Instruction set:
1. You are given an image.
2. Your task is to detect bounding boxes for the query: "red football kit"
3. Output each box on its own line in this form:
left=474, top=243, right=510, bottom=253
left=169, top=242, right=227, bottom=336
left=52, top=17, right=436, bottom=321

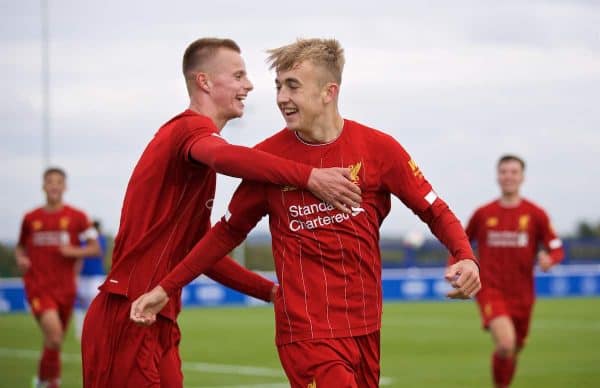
left=82, top=110, right=319, bottom=388
left=18, top=205, right=94, bottom=325
left=159, top=119, right=476, bottom=387
left=453, top=199, right=564, bottom=345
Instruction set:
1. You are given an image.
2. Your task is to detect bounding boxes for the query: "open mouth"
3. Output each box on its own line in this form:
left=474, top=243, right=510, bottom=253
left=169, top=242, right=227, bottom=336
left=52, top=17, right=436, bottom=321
left=282, top=106, right=298, bottom=117
left=236, top=95, right=246, bottom=106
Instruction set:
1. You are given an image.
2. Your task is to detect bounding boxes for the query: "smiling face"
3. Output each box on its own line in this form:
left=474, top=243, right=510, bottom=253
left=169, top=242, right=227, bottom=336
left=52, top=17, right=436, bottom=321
left=497, top=159, right=524, bottom=196
left=43, top=171, right=66, bottom=205
left=275, top=61, right=328, bottom=133
left=207, top=48, right=254, bottom=121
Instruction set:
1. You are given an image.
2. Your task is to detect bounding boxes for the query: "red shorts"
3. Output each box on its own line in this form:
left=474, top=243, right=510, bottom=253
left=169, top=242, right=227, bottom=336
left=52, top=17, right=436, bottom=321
left=26, top=289, right=74, bottom=330
left=476, top=290, right=532, bottom=348
left=277, top=331, right=380, bottom=388
left=81, top=292, right=182, bottom=388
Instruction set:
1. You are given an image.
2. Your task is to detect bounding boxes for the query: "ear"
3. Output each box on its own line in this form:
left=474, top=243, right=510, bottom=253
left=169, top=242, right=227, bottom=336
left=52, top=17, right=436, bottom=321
left=322, top=82, right=339, bottom=104
left=195, top=72, right=211, bottom=93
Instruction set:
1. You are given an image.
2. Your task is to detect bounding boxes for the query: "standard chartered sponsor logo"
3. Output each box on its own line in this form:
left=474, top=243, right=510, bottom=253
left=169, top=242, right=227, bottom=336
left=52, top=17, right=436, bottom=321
left=288, top=202, right=362, bottom=231
left=487, top=230, right=528, bottom=247
left=32, top=231, right=63, bottom=246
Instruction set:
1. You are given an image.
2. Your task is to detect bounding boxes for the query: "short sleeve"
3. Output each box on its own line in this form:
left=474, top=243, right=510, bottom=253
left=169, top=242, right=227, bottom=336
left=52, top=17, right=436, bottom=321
left=17, top=216, right=29, bottom=247
left=77, top=211, right=98, bottom=241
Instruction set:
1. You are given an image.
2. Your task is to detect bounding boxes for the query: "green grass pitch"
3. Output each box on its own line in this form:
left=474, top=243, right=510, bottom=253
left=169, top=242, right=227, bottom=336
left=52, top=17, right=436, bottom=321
left=1, top=298, right=599, bottom=387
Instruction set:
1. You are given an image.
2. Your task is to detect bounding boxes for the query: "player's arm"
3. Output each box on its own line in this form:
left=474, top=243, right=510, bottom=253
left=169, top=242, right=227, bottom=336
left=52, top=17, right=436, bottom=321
left=537, top=210, right=565, bottom=272
left=205, top=256, right=276, bottom=303
left=59, top=218, right=101, bottom=260
left=15, top=217, right=31, bottom=273
left=198, top=217, right=276, bottom=302
left=447, top=210, right=479, bottom=266
left=15, top=245, right=31, bottom=274
left=130, top=180, right=269, bottom=325
left=189, top=134, right=361, bottom=213
left=380, top=139, right=480, bottom=299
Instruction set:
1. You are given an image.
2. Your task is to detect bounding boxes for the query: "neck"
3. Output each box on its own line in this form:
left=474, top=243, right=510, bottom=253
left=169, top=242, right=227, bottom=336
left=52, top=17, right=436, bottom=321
left=499, top=192, right=521, bottom=207
left=45, top=200, right=63, bottom=211
left=296, top=111, right=344, bottom=144
left=188, top=98, right=226, bottom=132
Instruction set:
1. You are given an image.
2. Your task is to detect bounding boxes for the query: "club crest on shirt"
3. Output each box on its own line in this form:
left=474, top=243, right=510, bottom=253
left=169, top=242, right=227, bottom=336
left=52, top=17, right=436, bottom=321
left=518, top=214, right=530, bottom=231
left=59, top=217, right=70, bottom=229
left=348, top=161, right=362, bottom=185
left=307, top=379, right=316, bottom=388
left=32, top=220, right=43, bottom=231
left=484, top=303, right=492, bottom=317
left=408, top=159, right=424, bottom=179
left=31, top=298, right=41, bottom=312
left=486, top=217, right=498, bottom=227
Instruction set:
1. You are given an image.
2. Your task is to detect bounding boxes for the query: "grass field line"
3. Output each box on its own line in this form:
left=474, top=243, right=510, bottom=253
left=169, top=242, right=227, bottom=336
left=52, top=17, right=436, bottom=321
left=382, top=316, right=600, bottom=331
left=0, top=347, right=283, bottom=377
left=198, top=378, right=394, bottom=388
left=0, top=347, right=393, bottom=385
left=198, top=384, right=289, bottom=388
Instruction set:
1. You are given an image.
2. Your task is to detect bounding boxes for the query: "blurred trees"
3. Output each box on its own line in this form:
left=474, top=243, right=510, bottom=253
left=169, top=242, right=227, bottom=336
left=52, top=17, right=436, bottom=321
left=0, top=242, right=18, bottom=277
left=576, top=220, right=600, bottom=238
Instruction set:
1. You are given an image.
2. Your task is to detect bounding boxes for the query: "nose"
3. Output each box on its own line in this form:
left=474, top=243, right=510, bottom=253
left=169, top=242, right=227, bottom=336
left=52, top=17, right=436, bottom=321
left=245, top=78, right=254, bottom=92
left=277, top=87, right=289, bottom=104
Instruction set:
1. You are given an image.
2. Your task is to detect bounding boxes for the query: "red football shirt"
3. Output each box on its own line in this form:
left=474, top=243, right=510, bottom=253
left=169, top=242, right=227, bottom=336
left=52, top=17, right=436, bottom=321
left=459, top=199, right=564, bottom=308
left=18, top=205, right=93, bottom=298
left=161, top=119, right=475, bottom=344
left=100, top=110, right=310, bottom=320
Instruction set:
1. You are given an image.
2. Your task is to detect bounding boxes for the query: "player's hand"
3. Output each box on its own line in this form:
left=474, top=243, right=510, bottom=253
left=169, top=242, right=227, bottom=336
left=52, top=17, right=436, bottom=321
left=16, top=255, right=31, bottom=273
left=445, top=259, right=481, bottom=299
left=270, top=284, right=279, bottom=303
left=59, top=244, right=80, bottom=258
left=130, top=286, right=169, bottom=326
left=307, top=168, right=362, bottom=214
left=537, top=251, right=554, bottom=272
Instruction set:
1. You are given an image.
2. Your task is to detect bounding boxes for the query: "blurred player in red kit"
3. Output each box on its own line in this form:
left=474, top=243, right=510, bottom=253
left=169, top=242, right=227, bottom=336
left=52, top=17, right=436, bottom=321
left=80, top=37, right=361, bottom=387
left=449, top=154, right=564, bottom=387
left=132, top=38, right=481, bottom=388
left=16, top=167, right=100, bottom=388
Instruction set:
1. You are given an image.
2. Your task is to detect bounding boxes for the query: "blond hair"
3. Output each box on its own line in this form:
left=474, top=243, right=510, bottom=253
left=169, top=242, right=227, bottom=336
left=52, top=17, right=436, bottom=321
left=266, top=38, right=345, bottom=85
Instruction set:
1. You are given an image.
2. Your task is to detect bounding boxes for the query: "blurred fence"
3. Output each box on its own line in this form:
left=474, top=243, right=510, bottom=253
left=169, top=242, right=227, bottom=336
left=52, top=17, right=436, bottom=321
left=1, top=264, right=599, bottom=313
left=1, top=237, right=599, bottom=313
left=380, top=237, right=600, bottom=268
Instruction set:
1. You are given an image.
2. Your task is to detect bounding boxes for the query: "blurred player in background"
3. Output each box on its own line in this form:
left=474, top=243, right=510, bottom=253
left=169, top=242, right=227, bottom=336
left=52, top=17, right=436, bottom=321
left=449, top=154, right=564, bottom=388
left=74, top=220, right=106, bottom=341
left=15, top=167, right=100, bottom=388
left=131, top=38, right=481, bottom=388
left=81, top=37, right=361, bottom=387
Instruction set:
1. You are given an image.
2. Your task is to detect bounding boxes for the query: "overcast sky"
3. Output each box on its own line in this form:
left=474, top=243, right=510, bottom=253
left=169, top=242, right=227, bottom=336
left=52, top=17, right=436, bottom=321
left=1, top=0, right=599, bottom=242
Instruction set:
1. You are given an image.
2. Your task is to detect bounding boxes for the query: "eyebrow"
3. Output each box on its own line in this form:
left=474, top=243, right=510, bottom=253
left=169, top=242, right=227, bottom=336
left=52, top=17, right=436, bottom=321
left=275, top=77, right=301, bottom=85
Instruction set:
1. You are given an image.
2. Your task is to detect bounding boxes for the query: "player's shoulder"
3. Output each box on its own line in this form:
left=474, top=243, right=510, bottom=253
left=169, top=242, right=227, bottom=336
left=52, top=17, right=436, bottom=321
left=521, top=198, right=549, bottom=217
left=23, top=206, right=44, bottom=220
left=344, top=118, right=411, bottom=161
left=62, top=204, right=89, bottom=220
left=345, top=119, right=396, bottom=142
left=474, top=200, right=500, bottom=215
left=254, top=128, right=294, bottom=152
left=161, top=110, right=218, bottom=134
